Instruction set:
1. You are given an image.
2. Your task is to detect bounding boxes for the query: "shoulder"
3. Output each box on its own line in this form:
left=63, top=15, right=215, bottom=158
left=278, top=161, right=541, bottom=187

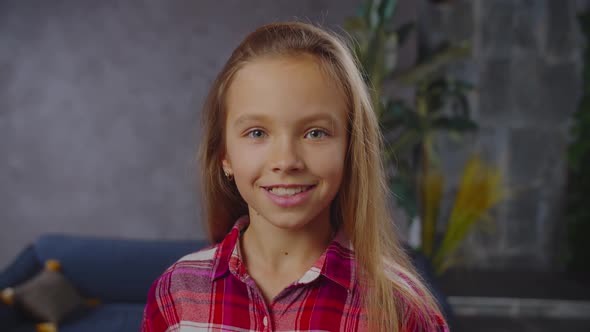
left=142, top=244, right=220, bottom=331
left=174, top=243, right=219, bottom=267
left=156, top=243, right=220, bottom=291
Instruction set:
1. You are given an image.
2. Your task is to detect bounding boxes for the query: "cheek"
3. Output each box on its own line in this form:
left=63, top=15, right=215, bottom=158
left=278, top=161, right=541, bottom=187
left=226, top=141, right=265, bottom=179
left=306, top=146, right=347, bottom=181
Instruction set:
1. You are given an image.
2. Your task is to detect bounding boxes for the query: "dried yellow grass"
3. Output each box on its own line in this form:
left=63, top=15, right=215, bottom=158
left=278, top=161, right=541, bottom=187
left=433, top=155, right=506, bottom=274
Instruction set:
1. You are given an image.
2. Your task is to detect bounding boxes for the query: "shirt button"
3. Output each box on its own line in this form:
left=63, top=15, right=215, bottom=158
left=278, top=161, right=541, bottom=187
left=263, top=316, right=268, bottom=327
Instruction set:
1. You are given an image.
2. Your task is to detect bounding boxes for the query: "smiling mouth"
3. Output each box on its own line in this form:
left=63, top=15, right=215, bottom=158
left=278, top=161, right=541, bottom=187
left=262, top=185, right=316, bottom=196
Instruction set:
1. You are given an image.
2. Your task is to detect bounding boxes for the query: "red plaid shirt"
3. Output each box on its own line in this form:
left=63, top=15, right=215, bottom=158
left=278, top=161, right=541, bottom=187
left=142, top=217, right=448, bottom=331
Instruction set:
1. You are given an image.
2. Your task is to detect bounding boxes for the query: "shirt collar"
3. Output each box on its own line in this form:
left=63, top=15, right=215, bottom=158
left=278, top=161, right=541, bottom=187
left=211, top=216, right=356, bottom=291
left=319, top=229, right=356, bottom=291
left=211, top=216, right=248, bottom=281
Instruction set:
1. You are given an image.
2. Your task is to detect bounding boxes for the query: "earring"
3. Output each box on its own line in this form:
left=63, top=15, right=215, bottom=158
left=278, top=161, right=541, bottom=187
left=224, top=170, right=234, bottom=181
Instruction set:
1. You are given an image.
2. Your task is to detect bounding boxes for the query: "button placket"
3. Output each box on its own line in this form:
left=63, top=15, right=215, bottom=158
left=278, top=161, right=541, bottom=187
left=254, top=290, right=272, bottom=331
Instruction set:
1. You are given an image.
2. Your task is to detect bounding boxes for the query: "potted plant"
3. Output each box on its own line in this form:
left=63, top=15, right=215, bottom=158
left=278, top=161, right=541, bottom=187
left=345, top=0, right=506, bottom=274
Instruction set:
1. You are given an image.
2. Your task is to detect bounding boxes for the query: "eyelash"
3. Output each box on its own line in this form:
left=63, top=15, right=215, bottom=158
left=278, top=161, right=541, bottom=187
left=304, top=129, right=329, bottom=139
left=245, top=128, right=330, bottom=139
left=246, top=129, right=267, bottom=139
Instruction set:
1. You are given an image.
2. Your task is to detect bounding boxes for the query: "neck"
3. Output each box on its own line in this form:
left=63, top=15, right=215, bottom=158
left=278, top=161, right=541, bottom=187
left=241, top=210, right=333, bottom=274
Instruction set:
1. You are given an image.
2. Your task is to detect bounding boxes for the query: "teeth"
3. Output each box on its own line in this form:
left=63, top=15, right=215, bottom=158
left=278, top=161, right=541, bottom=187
left=268, top=186, right=309, bottom=196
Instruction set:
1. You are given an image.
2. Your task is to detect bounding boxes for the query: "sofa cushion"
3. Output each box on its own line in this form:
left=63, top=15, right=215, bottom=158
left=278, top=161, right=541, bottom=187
left=1, top=259, right=86, bottom=327
left=33, top=234, right=207, bottom=302
left=1, top=245, right=45, bottom=330
left=7, top=269, right=83, bottom=323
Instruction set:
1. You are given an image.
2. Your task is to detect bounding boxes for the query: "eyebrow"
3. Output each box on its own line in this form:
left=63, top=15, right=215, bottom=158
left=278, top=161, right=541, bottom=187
left=233, top=112, right=340, bottom=127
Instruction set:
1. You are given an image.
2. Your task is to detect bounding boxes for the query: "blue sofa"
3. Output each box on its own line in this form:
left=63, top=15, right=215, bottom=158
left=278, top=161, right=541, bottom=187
left=0, top=234, right=206, bottom=332
left=0, top=234, right=451, bottom=331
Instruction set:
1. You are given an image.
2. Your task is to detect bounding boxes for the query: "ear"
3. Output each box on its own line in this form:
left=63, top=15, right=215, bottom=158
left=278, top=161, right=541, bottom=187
left=221, top=156, right=233, bottom=175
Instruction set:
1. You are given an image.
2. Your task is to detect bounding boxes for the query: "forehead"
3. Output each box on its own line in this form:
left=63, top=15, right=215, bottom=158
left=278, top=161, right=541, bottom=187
left=225, top=54, right=347, bottom=124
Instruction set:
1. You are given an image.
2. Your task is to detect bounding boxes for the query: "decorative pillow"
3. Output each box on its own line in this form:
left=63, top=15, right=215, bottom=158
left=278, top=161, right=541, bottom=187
left=1, top=259, right=88, bottom=331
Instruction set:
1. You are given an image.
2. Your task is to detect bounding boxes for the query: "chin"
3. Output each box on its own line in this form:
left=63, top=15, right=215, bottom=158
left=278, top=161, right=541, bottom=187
left=255, top=209, right=328, bottom=232
left=268, top=214, right=314, bottom=230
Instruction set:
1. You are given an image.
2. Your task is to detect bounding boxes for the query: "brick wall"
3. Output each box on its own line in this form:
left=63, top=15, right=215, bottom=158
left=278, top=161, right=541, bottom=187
left=419, top=0, right=581, bottom=269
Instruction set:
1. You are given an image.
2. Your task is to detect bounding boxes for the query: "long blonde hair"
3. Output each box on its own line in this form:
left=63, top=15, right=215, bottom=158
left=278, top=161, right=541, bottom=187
left=199, top=21, right=445, bottom=331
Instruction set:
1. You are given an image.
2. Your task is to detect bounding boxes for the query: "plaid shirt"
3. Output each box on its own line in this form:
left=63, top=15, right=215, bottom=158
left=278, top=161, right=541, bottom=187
left=142, top=217, right=448, bottom=331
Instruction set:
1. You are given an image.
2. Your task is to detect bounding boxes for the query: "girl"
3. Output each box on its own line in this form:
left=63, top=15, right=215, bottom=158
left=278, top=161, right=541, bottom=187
left=142, top=22, right=448, bottom=332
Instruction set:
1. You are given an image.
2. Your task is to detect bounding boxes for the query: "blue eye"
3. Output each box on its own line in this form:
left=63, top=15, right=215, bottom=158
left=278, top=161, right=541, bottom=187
left=247, top=129, right=267, bottom=139
left=305, top=129, right=328, bottom=139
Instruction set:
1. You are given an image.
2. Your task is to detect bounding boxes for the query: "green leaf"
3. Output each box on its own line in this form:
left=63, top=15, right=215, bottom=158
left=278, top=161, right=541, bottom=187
left=344, top=17, right=367, bottom=32
left=568, top=140, right=590, bottom=171
left=383, top=31, right=399, bottom=74
left=380, top=100, right=409, bottom=121
left=390, top=175, right=418, bottom=220
left=432, top=116, right=479, bottom=132
left=448, top=93, right=472, bottom=117
left=377, top=0, right=398, bottom=21
left=366, top=0, right=380, bottom=29
left=453, top=80, right=475, bottom=92
left=392, top=42, right=472, bottom=85
left=391, top=22, right=415, bottom=46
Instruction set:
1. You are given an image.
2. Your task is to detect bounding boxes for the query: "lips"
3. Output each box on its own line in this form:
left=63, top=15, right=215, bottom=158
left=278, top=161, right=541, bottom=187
left=261, top=184, right=316, bottom=207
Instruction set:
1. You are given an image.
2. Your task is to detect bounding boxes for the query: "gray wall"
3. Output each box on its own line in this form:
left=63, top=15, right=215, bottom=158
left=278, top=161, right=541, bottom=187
left=0, top=0, right=362, bottom=270
left=420, top=0, right=581, bottom=269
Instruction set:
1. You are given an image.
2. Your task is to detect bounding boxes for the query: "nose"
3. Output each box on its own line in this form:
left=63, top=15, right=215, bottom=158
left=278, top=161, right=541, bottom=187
left=270, top=136, right=304, bottom=173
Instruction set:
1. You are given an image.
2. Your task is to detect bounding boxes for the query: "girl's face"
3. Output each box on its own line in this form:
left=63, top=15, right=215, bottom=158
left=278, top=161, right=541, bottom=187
left=222, top=54, right=348, bottom=231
